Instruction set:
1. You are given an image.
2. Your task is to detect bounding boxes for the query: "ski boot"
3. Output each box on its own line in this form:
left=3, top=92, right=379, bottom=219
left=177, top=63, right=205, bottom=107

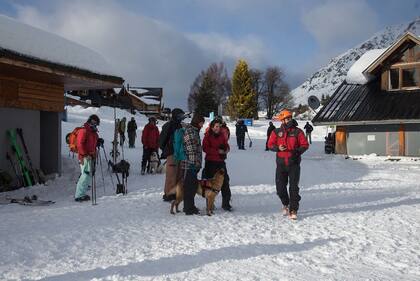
left=282, top=205, right=289, bottom=216
left=288, top=210, right=297, bottom=220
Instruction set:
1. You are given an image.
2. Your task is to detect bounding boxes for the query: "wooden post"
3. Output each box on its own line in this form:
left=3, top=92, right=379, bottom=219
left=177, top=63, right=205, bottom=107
left=335, top=126, right=347, bottom=154
left=399, top=124, right=405, bottom=156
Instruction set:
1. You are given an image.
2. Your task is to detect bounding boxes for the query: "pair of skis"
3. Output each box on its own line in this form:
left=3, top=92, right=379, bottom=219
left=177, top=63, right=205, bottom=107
left=6, top=128, right=45, bottom=187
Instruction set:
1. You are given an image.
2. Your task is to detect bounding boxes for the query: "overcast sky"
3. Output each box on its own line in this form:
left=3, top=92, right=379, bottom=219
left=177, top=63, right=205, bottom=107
left=0, top=0, right=419, bottom=108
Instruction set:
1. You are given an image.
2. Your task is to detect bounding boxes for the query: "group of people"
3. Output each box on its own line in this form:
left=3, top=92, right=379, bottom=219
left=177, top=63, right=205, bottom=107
left=160, top=109, right=232, bottom=215
left=73, top=108, right=310, bottom=220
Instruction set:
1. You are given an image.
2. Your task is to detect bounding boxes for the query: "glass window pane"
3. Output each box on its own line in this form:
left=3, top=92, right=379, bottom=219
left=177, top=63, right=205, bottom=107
left=415, top=45, right=420, bottom=62
left=389, top=68, right=399, bottom=89
left=402, top=68, right=420, bottom=88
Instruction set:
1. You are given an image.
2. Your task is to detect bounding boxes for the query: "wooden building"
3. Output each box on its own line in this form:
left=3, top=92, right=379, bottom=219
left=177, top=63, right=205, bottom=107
left=313, top=32, right=420, bottom=156
left=0, top=15, right=123, bottom=177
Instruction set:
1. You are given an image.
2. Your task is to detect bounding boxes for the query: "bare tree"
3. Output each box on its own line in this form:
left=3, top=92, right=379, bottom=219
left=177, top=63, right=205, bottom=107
left=188, top=62, right=231, bottom=115
left=262, top=66, right=292, bottom=119
left=249, top=68, right=264, bottom=119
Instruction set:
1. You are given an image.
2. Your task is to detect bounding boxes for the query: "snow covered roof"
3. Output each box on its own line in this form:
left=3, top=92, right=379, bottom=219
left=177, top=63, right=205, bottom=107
left=345, top=49, right=387, bottom=84
left=139, top=96, right=160, bottom=105
left=0, top=15, right=119, bottom=77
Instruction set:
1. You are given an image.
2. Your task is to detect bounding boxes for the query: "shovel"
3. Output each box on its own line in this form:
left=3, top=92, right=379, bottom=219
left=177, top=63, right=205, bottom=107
left=246, top=132, right=253, bottom=148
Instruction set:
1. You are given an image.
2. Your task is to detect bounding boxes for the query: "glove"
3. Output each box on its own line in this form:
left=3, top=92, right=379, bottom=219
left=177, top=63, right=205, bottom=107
left=97, top=138, right=104, bottom=147
left=290, top=150, right=301, bottom=164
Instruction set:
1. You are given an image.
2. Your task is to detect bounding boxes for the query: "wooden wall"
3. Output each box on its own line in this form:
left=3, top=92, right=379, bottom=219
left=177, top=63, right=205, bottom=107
left=0, top=76, right=64, bottom=112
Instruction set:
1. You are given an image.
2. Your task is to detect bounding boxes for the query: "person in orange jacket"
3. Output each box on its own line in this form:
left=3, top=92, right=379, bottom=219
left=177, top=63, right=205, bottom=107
left=267, top=110, right=309, bottom=220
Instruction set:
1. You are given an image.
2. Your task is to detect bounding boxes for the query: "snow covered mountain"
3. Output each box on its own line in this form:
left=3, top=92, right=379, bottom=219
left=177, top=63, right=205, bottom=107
left=292, top=17, right=420, bottom=106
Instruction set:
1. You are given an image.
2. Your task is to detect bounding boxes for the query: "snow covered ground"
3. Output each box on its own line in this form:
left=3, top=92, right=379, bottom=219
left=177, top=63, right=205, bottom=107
left=1, top=106, right=420, bottom=281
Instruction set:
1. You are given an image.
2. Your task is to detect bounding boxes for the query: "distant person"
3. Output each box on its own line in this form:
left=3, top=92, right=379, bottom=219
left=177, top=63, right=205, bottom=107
left=266, top=121, right=276, bottom=151
left=267, top=110, right=309, bottom=220
left=181, top=113, right=205, bottom=215
left=304, top=122, right=314, bottom=144
left=202, top=119, right=232, bottom=211
left=141, top=117, right=160, bottom=175
left=118, top=117, right=127, bottom=146
left=127, top=117, right=137, bottom=148
left=75, top=114, right=100, bottom=202
left=159, top=108, right=186, bottom=201
left=235, top=120, right=247, bottom=150
left=221, top=120, right=231, bottom=142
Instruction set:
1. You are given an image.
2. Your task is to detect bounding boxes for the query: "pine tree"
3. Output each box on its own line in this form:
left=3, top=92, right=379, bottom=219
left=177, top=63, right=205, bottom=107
left=194, top=72, right=218, bottom=117
left=228, top=59, right=257, bottom=119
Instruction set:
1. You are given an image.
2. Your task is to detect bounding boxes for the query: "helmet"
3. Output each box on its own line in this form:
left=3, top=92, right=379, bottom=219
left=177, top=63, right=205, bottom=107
left=276, top=110, right=292, bottom=121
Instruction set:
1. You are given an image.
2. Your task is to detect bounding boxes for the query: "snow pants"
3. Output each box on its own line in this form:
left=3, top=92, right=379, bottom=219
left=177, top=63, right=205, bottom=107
left=237, top=134, right=245, bottom=149
left=306, top=132, right=312, bottom=144
left=128, top=131, right=136, bottom=148
left=202, top=160, right=231, bottom=207
left=75, top=157, right=92, bottom=199
left=164, top=155, right=181, bottom=195
left=275, top=157, right=301, bottom=212
left=183, top=168, right=198, bottom=213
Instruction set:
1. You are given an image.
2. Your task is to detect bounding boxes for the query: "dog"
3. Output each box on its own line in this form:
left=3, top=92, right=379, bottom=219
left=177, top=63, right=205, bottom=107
left=148, top=151, right=160, bottom=174
left=170, top=169, right=225, bottom=216
left=156, top=160, right=166, bottom=174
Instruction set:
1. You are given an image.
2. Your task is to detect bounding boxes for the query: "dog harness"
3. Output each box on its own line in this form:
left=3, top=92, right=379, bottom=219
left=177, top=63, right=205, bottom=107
left=199, top=179, right=220, bottom=198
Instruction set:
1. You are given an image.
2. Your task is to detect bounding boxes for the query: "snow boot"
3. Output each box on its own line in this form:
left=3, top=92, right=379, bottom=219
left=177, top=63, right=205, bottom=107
left=75, top=195, right=91, bottom=202
left=289, top=210, right=297, bottom=220
left=185, top=206, right=200, bottom=215
left=282, top=205, right=289, bottom=216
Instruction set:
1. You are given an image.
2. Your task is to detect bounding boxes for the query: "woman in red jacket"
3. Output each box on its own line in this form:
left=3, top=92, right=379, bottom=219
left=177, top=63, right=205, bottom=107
left=75, top=114, right=100, bottom=201
left=202, top=119, right=232, bottom=211
left=141, top=117, right=160, bottom=175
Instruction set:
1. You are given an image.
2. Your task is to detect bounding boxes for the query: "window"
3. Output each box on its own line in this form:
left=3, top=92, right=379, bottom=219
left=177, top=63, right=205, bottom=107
left=415, top=45, right=420, bottom=62
left=389, top=68, right=399, bottom=89
left=402, top=68, right=420, bottom=88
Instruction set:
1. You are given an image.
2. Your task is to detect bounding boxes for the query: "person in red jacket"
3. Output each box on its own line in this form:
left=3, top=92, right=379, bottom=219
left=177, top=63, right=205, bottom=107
left=141, top=117, right=160, bottom=175
left=202, top=118, right=232, bottom=211
left=75, top=114, right=100, bottom=202
left=267, top=110, right=309, bottom=220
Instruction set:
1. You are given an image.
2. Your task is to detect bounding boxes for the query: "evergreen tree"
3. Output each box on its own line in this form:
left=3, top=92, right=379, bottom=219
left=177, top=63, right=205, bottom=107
left=194, top=72, right=218, bottom=116
left=228, top=59, right=257, bottom=119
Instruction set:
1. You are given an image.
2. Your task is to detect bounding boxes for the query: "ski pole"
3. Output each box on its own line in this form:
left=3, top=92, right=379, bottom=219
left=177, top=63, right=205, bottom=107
left=101, top=145, right=115, bottom=186
left=91, top=159, right=97, bottom=206
left=98, top=151, right=106, bottom=195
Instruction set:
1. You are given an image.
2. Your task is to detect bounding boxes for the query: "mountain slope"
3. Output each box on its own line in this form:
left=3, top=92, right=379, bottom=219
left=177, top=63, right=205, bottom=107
left=292, top=17, right=420, bottom=105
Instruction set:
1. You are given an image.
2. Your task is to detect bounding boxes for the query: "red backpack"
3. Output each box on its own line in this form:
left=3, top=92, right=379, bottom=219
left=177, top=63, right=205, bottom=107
left=66, top=127, right=84, bottom=153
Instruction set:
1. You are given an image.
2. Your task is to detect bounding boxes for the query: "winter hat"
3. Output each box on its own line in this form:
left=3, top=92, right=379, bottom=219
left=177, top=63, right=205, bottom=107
left=191, top=113, right=205, bottom=128
left=87, top=114, right=100, bottom=125
left=171, top=108, right=185, bottom=121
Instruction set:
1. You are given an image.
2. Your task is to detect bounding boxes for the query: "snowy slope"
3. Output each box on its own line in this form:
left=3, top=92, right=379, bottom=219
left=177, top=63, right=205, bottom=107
left=0, top=106, right=420, bottom=280
left=292, top=17, right=420, bottom=105
left=0, top=15, right=117, bottom=76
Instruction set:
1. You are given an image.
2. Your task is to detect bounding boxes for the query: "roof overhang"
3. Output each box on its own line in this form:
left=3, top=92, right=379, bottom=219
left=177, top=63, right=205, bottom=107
left=314, top=119, right=420, bottom=126
left=364, top=32, right=420, bottom=74
left=0, top=49, right=124, bottom=91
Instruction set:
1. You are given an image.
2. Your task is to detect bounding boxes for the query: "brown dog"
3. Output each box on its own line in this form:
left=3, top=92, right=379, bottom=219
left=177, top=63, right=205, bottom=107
left=170, top=169, right=225, bottom=216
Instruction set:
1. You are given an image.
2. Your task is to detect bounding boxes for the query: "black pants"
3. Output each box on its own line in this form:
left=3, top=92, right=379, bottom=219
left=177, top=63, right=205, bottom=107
left=237, top=135, right=245, bottom=149
left=128, top=131, right=136, bottom=148
left=265, top=138, right=270, bottom=150
left=183, top=169, right=198, bottom=213
left=202, top=160, right=231, bottom=207
left=275, top=157, right=301, bottom=212
left=141, top=147, right=155, bottom=172
left=306, top=132, right=312, bottom=144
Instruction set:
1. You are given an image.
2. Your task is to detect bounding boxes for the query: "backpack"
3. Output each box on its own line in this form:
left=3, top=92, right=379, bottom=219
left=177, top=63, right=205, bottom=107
left=66, top=127, right=83, bottom=153
left=173, top=128, right=186, bottom=162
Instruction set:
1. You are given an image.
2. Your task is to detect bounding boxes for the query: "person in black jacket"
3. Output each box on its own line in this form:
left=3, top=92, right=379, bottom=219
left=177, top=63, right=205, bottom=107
left=235, top=120, right=248, bottom=150
left=304, top=122, right=314, bottom=144
left=159, top=108, right=186, bottom=201
left=266, top=121, right=276, bottom=151
left=127, top=117, right=137, bottom=148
